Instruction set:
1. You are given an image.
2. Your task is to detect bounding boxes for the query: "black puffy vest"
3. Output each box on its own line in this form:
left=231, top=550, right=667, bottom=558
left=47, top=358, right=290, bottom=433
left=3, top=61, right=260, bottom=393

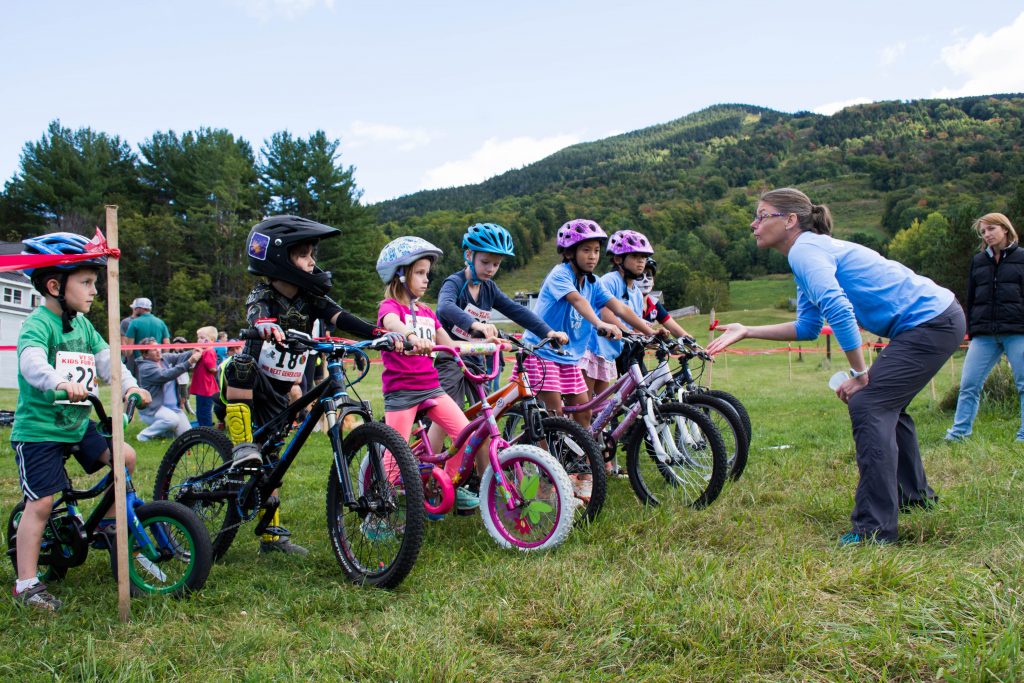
left=966, top=242, right=1024, bottom=336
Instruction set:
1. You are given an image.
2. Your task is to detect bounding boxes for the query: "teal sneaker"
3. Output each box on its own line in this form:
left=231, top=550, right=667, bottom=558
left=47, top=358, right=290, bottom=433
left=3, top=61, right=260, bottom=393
left=839, top=531, right=893, bottom=547
left=455, top=486, right=479, bottom=511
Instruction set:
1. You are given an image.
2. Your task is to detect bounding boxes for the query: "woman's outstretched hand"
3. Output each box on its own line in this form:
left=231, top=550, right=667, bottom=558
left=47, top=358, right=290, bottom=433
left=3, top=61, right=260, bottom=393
left=706, top=323, right=748, bottom=355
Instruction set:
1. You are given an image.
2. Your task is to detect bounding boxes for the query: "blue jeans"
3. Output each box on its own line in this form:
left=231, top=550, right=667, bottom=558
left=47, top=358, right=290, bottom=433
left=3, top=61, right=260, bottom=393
left=948, top=334, right=1024, bottom=440
left=195, top=394, right=215, bottom=427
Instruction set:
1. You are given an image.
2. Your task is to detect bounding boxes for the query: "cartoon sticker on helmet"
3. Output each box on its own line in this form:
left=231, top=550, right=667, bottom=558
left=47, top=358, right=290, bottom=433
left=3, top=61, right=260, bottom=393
left=248, top=232, right=269, bottom=260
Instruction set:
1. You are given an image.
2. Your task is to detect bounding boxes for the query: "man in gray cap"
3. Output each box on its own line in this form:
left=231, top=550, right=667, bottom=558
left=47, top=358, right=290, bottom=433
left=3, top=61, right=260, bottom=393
left=124, top=297, right=171, bottom=366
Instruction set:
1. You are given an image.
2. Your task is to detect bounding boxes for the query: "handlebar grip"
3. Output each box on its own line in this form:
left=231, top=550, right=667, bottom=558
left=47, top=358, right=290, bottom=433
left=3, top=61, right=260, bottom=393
left=597, top=327, right=610, bottom=338
left=239, top=328, right=263, bottom=341
left=44, top=389, right=69, bottom=403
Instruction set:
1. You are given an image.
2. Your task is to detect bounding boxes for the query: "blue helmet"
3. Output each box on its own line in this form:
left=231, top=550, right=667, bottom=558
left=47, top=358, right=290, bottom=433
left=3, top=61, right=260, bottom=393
left=21, top=232, right=107, bottom=279
left=462, top=223, right=515, bottom=257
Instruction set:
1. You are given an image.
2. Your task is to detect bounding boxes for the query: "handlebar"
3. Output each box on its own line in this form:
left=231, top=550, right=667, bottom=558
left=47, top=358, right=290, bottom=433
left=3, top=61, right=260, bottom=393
left=45, top=390, right=141, bottom=429
left=496, top=330, right=568, bottom=357
left=239, top=328, right=398, bottom=354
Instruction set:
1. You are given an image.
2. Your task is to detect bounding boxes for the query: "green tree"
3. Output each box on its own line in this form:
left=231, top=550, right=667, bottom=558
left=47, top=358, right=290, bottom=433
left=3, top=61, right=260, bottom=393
left=4, top=120, right=141, bottom=235
left=259, top=130, right=379, bottom=317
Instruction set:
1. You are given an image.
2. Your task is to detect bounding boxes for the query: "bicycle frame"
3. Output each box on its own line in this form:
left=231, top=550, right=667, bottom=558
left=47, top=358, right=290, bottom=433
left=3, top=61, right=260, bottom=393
left=561, top=338, right=689, bottom=463
left=409, top=344, right=530, bottom=509
left=187, top=338, right=385, bottom=534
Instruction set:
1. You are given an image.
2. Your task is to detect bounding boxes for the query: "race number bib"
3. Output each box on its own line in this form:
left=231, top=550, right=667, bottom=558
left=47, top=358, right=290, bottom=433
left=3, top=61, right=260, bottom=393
left=257, top=341, right=309, bottom=383
left=451, top=303, right=491, bottom=340
left=54, top=351, right=98, bottom=404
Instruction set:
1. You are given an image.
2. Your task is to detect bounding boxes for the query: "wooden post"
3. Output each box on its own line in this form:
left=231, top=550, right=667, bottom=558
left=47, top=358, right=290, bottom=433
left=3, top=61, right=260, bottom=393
left=105, top=205, right=130, bottom=622
left=787, top=343, right=793, bottom=383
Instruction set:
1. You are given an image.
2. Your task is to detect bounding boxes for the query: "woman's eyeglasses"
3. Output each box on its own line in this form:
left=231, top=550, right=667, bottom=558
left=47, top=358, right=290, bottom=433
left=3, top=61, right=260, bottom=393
left=752, top=212, right=788, bottom=226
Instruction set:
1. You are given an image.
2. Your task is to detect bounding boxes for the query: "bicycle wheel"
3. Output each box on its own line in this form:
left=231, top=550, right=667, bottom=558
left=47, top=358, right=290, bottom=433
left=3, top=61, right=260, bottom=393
left=6, top=501, right=68, bottom=583
left=501, top=408, right=606, bottom=524
left=110, top=500, right=213, bottom=597
left=326, top=421, right=425, bottom=589
left=705, top=389, right=752, bottom=445
left=682, top=394, right=749, bottom=482
left=625, top=402, right=727, bottom=508
left=153, top=427, right=241, bottom=560
left=479, top=445, right=575, bottom=552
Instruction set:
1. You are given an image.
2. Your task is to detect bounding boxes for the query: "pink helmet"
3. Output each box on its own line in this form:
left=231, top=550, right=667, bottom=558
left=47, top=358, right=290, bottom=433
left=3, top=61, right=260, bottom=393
left=606, top=230, right=653, bottom=256
left=556, top=219, right=607, bottom=253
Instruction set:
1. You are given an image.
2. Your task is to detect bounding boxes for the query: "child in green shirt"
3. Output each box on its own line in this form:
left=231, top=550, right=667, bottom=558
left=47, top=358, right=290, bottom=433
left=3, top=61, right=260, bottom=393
left=10, top=232, right=150, bottom=611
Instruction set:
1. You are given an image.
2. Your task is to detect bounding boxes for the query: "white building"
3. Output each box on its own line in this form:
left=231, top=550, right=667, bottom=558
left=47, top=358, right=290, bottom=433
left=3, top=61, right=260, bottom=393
left=1, top=271, right=42, bottom=389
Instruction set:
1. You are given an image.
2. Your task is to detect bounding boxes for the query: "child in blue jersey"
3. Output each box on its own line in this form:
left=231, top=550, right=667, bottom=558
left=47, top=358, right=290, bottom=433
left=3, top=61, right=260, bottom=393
left=581, top=230, right=662, bottom=400
left=435, top=222, right=568, bottom=410
left=519, top=220, right=658, bottom=497
left=11, top=233, right=151, bottom=611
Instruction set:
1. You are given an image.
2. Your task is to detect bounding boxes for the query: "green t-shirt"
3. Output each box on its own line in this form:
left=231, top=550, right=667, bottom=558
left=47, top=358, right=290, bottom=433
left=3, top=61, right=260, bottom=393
left=125, top=313, right=170, bottom=358
left=11, top=307, right=108, bottom=443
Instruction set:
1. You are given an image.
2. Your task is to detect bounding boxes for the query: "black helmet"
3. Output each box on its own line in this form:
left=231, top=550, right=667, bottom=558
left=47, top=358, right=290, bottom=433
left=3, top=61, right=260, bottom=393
left=644, top=257, right=657, bottom=275
left=246, top=215, right=340, bottom=296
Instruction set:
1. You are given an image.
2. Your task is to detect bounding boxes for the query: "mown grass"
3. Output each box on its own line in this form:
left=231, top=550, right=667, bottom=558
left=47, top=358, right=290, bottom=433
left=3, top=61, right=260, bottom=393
left=725, top=275, right=796, bottom=312
left=0, top=321, right=1021, bottom=681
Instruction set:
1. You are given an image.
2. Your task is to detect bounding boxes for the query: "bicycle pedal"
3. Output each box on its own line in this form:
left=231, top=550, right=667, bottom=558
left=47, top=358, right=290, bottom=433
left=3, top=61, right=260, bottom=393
left=262, top=525, right=291, bottom=538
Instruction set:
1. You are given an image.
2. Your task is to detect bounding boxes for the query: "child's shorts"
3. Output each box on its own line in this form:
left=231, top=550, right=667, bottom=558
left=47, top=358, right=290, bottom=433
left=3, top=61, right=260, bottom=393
left=12, top=422, right=112, bottom=501
left=516, top=355, right=588, bottom=395
left=578, top=350, right=617, bottom=383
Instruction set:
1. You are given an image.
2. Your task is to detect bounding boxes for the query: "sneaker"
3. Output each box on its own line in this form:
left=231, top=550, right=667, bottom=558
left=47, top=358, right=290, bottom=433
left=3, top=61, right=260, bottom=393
left=258, top=537, right=309, bottom=555
left=231, top=443, right=262, bottom=467
left=360, top=516, right=396, bottom=541
left=455, top=486, right=480, bottom=511
left=13, top=583, right=62, bottom=612
left=838, top=531, right=893, bottom=547
left=569, top=475, right=592, bottom=503
left=944, top=431, right=968, bottom=443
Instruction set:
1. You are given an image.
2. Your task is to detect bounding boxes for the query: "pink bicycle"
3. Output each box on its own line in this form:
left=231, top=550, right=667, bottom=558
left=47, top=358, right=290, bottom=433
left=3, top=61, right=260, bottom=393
left=376, top=343, right=576, bottom=552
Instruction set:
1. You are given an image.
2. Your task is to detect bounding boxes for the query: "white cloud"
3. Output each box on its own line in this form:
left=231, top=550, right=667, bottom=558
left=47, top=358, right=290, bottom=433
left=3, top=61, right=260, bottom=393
left=347, top=121, right=435, bottom=151
left=812, top=97, right=873, bottom=116
left=879, top=41, right=906, bottom=66
left=420, top=134, right=579, bottom=191
left=232, top=0, right=334, bottom=21
left=932, top=12, right=1024, bottom=97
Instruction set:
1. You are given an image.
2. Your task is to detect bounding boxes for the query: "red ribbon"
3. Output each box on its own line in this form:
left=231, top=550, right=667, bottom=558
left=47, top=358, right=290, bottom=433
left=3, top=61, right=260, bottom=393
left=0, top=228, right=120, bottom=273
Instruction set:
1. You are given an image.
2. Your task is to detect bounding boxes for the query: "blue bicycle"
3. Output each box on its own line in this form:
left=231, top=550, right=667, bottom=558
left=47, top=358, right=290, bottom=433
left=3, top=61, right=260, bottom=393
left=6, top=392, right=213, bottom=597
left=153, top=332, right=425, bottom=589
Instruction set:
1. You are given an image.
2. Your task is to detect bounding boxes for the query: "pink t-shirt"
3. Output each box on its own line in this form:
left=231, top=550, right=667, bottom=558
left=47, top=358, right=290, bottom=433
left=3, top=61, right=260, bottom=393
left=377, top=299, right=442, bottom=393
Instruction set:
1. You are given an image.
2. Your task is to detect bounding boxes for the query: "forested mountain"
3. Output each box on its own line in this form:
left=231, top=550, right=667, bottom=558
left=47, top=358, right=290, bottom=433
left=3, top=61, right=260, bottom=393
left=374, top=95, right=1024, bottom=311
left=2, top=95, right=1023, bottom=336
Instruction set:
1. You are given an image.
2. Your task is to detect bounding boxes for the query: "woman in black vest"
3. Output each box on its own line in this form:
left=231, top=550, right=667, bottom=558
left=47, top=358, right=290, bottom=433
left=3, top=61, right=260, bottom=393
left=947, top=213, right=1024, bottom=442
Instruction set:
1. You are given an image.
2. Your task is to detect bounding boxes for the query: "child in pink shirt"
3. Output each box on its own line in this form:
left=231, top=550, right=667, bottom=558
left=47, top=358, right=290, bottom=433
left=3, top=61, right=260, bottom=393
left=375, top=236, right=497, bottom=512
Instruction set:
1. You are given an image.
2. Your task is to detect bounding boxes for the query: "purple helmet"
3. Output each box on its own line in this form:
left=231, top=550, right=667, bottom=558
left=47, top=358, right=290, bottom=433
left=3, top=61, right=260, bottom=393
left=606, top=230, right=654, bottom=257
left=556, top=219, right=607, bottom=253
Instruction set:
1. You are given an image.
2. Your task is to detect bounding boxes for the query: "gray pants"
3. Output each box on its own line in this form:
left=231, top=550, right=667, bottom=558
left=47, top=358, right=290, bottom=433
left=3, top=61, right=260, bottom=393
left=847, top=303, right=966, bottom=541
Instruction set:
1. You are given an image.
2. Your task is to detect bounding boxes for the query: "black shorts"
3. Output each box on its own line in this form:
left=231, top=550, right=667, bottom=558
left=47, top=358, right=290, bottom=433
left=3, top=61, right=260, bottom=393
left=12, top=422, right=112, bottom=501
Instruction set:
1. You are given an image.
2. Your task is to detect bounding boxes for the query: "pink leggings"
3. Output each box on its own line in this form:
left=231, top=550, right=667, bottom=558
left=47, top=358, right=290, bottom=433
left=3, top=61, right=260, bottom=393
left=385, top=393, right=469, bottom=480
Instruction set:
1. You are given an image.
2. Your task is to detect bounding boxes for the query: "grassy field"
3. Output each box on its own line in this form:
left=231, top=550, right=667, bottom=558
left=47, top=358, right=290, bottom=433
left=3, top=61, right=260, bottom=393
left=725, top=275, right=796, bottom=313
left=0, top=322, right=1021, bottom=681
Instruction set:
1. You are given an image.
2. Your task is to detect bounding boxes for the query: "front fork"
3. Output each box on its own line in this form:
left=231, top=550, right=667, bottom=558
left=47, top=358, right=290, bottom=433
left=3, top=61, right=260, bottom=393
left=640, top=396, right=684, bottom=464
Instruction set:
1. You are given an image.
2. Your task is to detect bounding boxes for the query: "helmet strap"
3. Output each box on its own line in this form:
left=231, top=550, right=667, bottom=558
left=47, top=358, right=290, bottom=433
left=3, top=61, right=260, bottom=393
left=397, top=267, right=418, bottom=329
left=55, top=273, right=74, bottom=334
left=464, top=250, right=481, bottom=286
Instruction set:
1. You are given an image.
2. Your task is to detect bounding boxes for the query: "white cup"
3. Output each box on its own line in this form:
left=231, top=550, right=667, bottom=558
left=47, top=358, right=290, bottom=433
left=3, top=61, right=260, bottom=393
left=828, top=371, right=850, bottom=391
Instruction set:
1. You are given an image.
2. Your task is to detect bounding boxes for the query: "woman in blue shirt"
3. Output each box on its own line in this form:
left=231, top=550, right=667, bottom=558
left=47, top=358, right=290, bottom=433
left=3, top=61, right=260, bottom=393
left=707, top=187, right=965, bottom=545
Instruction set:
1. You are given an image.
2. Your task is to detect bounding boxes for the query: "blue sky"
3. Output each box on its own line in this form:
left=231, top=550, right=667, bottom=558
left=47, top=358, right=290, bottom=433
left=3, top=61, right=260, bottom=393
left=2, top=1, right=1023, bottom=204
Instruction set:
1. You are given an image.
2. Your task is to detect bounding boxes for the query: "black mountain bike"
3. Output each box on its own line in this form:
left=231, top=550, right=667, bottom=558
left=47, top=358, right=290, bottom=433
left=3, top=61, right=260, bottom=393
left=153, top=331, right=425, bottom=589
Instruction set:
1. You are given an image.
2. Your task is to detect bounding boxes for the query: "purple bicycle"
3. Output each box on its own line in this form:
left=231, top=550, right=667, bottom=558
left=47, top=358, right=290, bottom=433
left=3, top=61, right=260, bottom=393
left=396, top=343, right=576, bottom=552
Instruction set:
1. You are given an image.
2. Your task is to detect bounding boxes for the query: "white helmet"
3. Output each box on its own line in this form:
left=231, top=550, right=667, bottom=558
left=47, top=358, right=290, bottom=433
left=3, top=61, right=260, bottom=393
left=376, top=236, right=444, bottom=283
